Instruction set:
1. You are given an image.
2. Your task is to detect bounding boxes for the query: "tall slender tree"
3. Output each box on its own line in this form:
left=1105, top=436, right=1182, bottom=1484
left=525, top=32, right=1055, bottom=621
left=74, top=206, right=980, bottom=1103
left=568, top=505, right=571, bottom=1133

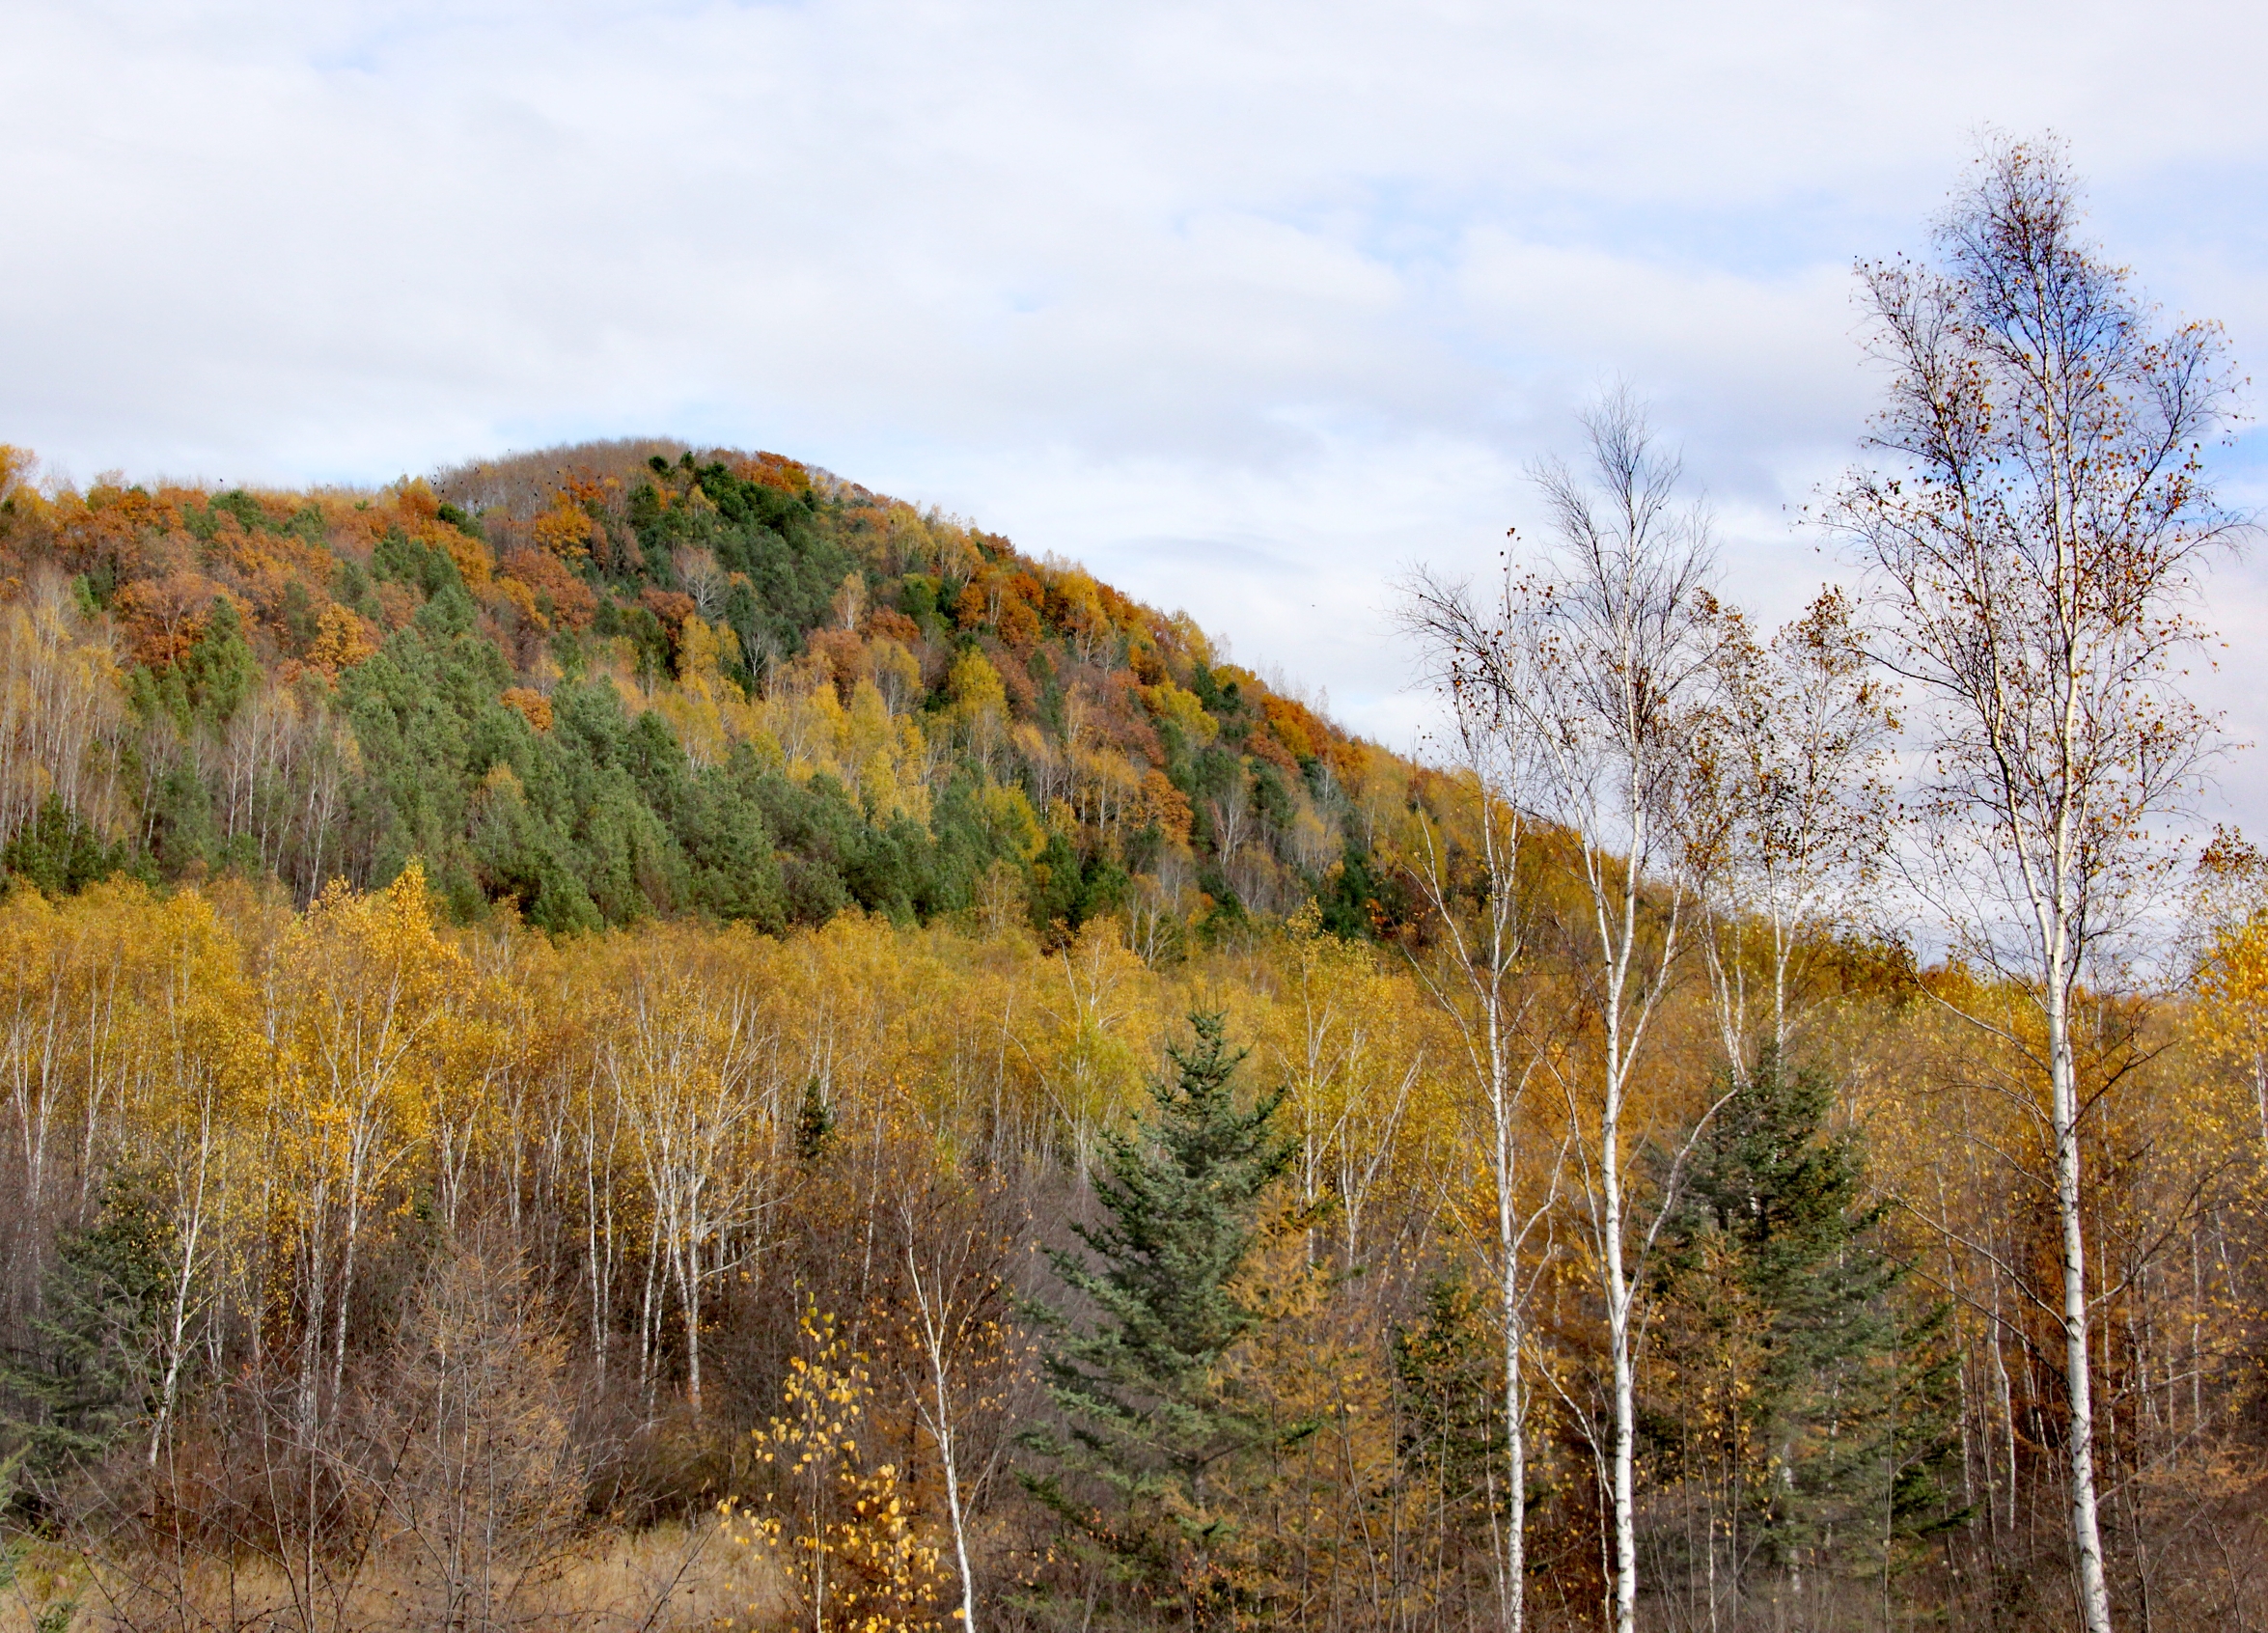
left=1397, top=575, right=1553, bottom=1633
left=1508, top=388, right=1722, bottom=1633
left=1830, top=134, right=2243, bottom=1633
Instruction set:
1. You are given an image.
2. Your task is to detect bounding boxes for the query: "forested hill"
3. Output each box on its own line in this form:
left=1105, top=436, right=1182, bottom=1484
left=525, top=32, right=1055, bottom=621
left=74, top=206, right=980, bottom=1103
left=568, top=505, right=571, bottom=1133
left=0, top=438, right=1401, bottom=940
left=9, top=147, right=2267, bottom=1633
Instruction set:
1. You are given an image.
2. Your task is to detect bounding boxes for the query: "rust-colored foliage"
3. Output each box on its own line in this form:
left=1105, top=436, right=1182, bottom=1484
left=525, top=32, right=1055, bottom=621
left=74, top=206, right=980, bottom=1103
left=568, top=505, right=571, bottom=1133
left=113, top=570, right=224, bottom=667
left=500, top=687, right=554, bottom=733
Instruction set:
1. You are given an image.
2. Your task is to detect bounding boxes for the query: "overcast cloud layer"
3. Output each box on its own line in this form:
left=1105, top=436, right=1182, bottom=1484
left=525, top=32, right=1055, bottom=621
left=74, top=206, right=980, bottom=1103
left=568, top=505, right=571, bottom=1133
left=8, top=0, right=2268, bottom=820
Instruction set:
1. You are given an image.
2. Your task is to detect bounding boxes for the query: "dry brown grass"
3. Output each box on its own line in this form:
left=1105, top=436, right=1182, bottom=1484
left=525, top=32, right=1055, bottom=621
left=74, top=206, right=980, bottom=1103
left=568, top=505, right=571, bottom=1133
left=0, top=1517, right=784, bottom=1633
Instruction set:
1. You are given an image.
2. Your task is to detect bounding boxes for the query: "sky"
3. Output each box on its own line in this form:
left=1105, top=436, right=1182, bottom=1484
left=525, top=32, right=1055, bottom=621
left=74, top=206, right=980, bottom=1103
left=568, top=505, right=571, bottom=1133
left=8, top=0, right=2268, bottom=821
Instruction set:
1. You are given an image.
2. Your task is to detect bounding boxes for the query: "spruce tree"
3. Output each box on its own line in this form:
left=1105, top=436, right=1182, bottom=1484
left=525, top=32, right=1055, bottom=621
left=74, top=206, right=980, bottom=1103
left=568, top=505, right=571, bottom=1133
left=794, top=1076, right=837, bottom=1161
left=1649, top=1052, right=1964, bottom=1601
left=2, top=1169, right=176, bottom=1502
left=1019, top=1010, right=1298, bottom=1629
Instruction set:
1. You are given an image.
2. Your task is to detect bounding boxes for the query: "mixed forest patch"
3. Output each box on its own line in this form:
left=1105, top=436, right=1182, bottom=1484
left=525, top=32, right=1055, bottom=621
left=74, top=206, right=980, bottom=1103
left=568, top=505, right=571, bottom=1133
left=0, top=437, right=1396, bottom=948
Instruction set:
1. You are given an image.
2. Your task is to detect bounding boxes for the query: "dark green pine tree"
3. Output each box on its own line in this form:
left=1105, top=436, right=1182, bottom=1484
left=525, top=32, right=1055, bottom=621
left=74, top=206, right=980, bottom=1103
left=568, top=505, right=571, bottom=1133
left=1650, top=1050, right=1966, bottom=1598
left=2, top=1169, right=177, bottom=1504
left=1019, top=1010, right=1300, bottom=1630
left=0, top=795, right=140, bottom=898
left=793, top=1077, right=836, bottom=1162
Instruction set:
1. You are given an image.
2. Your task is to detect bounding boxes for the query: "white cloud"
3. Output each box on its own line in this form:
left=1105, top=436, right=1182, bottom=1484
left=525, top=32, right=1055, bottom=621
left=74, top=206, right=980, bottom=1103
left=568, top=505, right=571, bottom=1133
left=7, top=0, right=2268, bottom=820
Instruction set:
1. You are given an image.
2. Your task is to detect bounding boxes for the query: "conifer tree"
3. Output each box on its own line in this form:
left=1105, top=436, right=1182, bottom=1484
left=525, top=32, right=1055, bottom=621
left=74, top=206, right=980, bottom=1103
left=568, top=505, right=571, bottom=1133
left=1649, top=1052, right=1964, bottom=1606
left=0, top=795, right=137, bottom=896
left=1019, top=1010, right=1299, bottom=1630
left=795, top=1077, right=837, bottom=1162
left=2, top=1169, right=175, bottom=1498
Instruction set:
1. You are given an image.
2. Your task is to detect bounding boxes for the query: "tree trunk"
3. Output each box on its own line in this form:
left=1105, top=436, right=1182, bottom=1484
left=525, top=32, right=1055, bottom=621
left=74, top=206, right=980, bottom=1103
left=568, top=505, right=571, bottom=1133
left=1497, top=1102, right=1526, bottom=1633
left=150, top=1103, right=212, bottom=1465
left=910, top=1246, right=980, bottom=1633
left=1605, top=1094, right=1637, bottom=1633
left=2050, top=985, right=2114, bottom=1633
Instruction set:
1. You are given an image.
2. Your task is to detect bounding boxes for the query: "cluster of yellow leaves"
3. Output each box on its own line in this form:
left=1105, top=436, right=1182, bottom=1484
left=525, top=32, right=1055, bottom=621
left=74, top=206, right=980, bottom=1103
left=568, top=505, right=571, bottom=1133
left=2191, top=901, right=2268, bottom=1154
left=627, top=619, right=938, bottom=821
left=725, top=1304, right=948, bottom=1633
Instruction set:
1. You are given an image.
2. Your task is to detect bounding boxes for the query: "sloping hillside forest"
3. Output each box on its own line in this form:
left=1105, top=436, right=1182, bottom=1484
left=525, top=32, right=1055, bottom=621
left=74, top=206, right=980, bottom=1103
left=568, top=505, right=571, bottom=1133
left=1, top=145, right=2264, bottom=1633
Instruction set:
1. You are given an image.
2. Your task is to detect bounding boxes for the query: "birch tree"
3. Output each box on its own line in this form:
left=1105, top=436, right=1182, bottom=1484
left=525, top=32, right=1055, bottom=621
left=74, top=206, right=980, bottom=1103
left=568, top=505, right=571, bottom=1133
left=1396, top=574, right=1553, bottom=1633
left=610, top=961, right=779, bottom=1419
left=893, top=1168, right=1018, bottom=1633
left=268, top=868, right=465, bottom=1432
left=1686, top=590, right=1895, bottom=1081
left=1829, top=135, right=2242, bottom=1633
left=1493, top=388, right=1721, bottom=1633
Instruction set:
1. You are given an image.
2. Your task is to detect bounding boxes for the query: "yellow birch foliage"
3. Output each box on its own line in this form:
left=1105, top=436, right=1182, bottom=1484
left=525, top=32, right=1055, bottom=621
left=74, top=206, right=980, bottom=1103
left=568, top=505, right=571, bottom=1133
left=1007, top=918, right=1157, bottom=1173
left=1260, top=903, right=1446, bottom=1265
left=726, top=1303, right=948, bottom=1633
left=262, top=867, right=482, bottom=1374
left=2193, top=905, right=2268, bottom=1158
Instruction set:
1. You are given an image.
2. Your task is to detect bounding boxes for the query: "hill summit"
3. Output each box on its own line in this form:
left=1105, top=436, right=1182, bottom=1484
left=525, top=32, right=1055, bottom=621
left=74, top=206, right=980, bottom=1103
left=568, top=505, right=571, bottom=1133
left=0, top=438, right=1403, bottom=942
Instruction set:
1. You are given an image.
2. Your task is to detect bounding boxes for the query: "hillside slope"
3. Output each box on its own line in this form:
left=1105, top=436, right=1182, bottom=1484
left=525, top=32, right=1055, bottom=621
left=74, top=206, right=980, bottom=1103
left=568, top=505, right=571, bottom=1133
left=0, top=444, right=2259, bottom=1633
left=0, top=439, right=1404, bottom=942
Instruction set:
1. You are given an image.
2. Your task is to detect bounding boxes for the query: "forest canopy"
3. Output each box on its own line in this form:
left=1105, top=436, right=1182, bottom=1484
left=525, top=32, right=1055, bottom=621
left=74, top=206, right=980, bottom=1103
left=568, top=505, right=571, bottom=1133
left=0, top=435, right=1388, bottom=947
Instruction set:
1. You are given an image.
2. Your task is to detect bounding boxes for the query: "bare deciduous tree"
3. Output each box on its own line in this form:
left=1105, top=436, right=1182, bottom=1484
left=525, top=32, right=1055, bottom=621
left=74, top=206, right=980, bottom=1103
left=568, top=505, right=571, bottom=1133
left=376, top=1242, right=588, bottom=1633
left=1415, top=388, right=1723, bottom=1633
left=893, top=1166, right=1019, bottom=1633
left=1829, top=134, right=2244, bottom=1633
left=1397, top=571, right=1559, bottom=1633
left=1523, top=393, right=1724, bottom=1633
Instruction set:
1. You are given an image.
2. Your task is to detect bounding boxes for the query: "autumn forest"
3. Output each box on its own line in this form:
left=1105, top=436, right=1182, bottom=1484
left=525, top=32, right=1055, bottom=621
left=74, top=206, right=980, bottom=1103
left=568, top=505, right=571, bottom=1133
left=0, top=142, right=2263, bottom=1633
